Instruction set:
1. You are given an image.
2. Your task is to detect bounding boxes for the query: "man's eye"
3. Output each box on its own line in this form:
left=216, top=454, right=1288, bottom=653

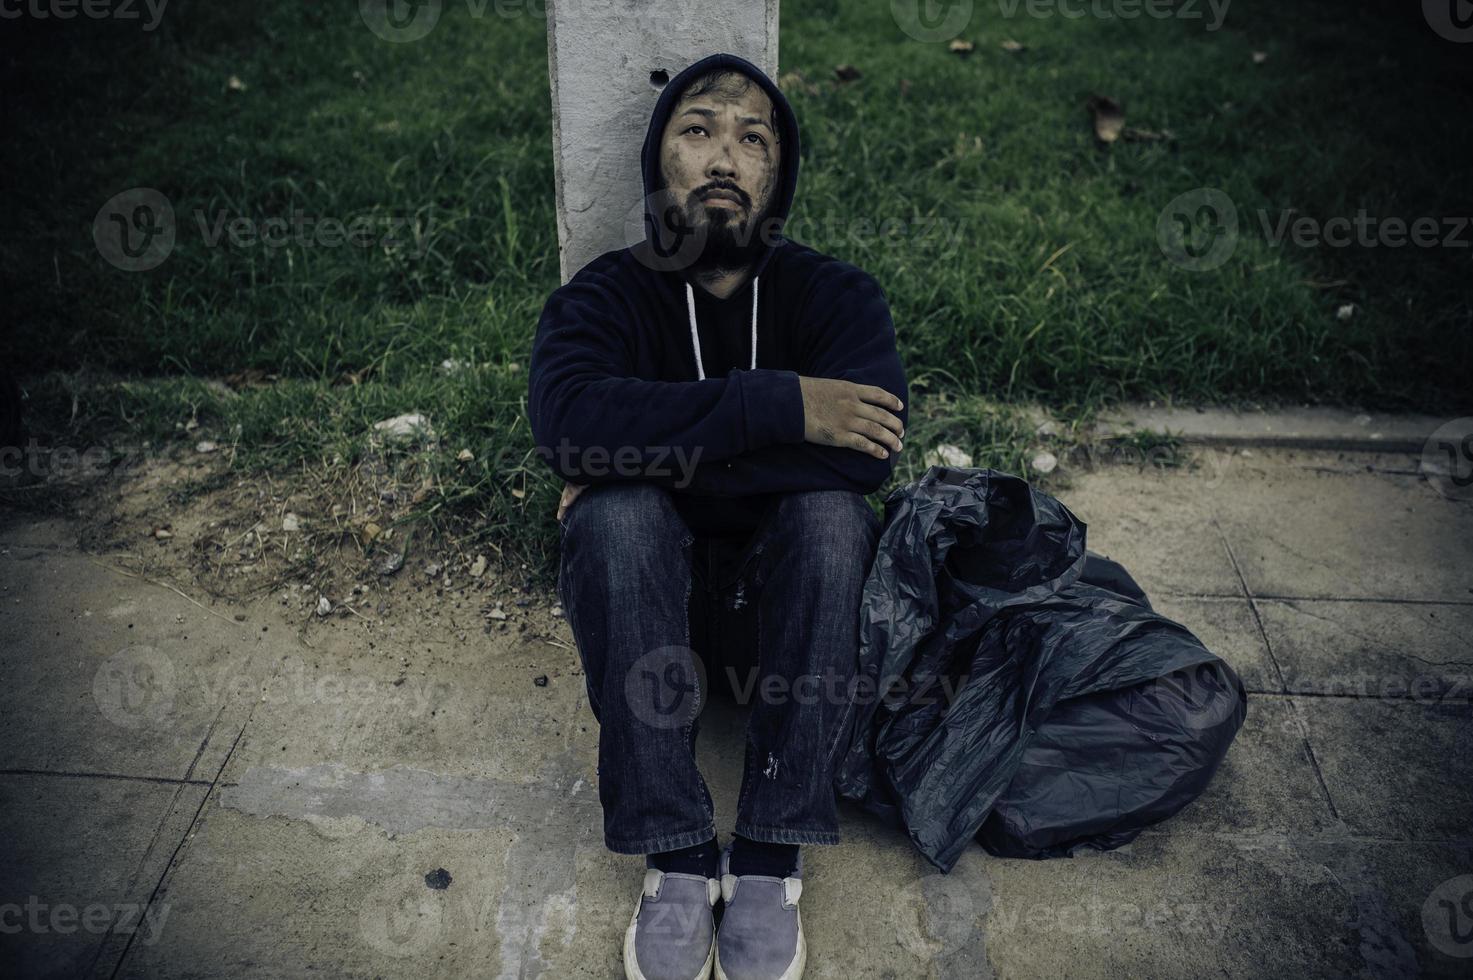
left=742, top=133, right=766, bottom=146
left=684, top=125, right=707, bottom=136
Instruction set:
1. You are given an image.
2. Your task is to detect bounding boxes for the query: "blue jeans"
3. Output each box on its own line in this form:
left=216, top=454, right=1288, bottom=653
left=556, top=483, right=881, bottom=854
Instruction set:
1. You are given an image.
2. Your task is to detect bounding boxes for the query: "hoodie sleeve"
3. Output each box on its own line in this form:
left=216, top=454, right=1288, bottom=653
left=682, top=265, right=909, bottom=497
left=527, top=270, right=807, bottom=486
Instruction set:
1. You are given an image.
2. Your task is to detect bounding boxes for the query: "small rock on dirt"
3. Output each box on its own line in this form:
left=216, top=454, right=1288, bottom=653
left=372, top=413, right=435, bottom=443
left=924, top=444, right=973, bottom=469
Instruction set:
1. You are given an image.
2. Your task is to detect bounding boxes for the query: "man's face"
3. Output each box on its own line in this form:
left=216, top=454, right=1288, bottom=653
left=658, top=74, right=781, bottom=266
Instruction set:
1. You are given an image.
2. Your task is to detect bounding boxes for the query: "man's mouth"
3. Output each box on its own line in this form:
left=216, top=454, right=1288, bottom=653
left=700, top=188, right=745, bottom=207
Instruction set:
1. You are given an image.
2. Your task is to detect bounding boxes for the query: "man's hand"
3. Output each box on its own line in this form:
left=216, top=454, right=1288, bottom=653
left=798, top=377, right=905, bottom=459
left=557, top=482, right=586, bottom=522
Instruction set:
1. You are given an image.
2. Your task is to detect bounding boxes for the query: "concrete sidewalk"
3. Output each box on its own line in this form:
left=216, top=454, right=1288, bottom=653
left=2, top=445, right=1471, bottom=978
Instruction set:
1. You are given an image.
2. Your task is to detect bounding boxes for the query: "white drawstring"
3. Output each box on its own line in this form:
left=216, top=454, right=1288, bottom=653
left=685, top=277, right=758, bottom=381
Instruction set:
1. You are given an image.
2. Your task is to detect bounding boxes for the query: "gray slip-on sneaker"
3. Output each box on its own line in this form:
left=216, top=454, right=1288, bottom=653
left=714, top=842, right=806, bottom=980
left=623, top=863, right=721, bottom=980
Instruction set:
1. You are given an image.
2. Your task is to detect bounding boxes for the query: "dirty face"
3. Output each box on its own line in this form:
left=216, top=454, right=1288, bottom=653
left=658, top=70, right=782, bottom=268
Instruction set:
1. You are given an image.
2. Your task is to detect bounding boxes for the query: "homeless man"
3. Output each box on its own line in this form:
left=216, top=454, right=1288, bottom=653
left=528, top=53, right=908, bottom=980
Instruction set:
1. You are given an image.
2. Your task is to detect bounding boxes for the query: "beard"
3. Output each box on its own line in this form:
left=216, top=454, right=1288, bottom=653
left=636, top=182, right=782, bottom=276
left=683, top=192, right=777, bottom=272
left=686, top=198, right=760, bottom=269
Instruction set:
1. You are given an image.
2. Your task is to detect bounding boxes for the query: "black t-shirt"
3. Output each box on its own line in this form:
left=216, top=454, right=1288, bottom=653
left=672, top=276, right=779, bottom=543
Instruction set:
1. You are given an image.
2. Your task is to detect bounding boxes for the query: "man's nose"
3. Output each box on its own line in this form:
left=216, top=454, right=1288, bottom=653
left=706, top=143, right=739, bottom=180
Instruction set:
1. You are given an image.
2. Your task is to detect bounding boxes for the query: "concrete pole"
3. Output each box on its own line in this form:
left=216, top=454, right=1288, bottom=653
left=544, top=0, right=781, bottom=283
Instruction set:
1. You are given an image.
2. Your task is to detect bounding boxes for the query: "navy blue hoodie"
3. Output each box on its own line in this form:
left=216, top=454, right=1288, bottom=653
left=528, top=53, right=909, bottom=537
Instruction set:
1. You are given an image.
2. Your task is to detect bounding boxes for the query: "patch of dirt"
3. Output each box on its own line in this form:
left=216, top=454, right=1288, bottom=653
left=0, top=443, right=575, bottom=657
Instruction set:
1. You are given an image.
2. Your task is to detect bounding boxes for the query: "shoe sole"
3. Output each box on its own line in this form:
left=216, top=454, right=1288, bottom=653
left=713, top=907, right=806, bottom=980
left=623, top=893, right=716, bottom=980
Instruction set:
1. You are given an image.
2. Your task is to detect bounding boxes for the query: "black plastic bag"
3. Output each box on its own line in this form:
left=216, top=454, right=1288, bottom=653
left=833, top=467, right=1247, bottom=872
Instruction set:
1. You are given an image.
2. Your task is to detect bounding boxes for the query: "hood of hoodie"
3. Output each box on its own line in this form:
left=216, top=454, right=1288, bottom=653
left=637, top=52, right=801, bottom=283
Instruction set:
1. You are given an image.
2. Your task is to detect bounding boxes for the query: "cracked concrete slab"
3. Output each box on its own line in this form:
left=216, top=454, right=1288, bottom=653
left=1163, top=695, right=1338, bottom=838
left=1207, top=451, right=1473, bottom=602
left=0, top=543, right=278, bottom=781
left=1256, top=599, right=1473, bottom=700
left=212, top=626, right=593, bottom=784
left=1152, top=595, right=1278, bottom=692
left=4, top=442, right=1473, bottom=977
left=1295, top=698, right=1473, bottom=841
left=1056, top=467, right=1241, bottom=597
left=0, top=774, right=207, bottom=980
left=983, top=831, right=1473, bottom=978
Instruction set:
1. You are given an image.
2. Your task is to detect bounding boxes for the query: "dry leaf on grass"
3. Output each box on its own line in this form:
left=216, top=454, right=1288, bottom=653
left=779, top=71, right=820, bottom=96
left=1001, top=39, right=1025, bottom=52
left=834, top=64, right=862, bottom=82
left=1086, top=95, right=1125, bottom=143
left=949, top=39, right=974, bottom=55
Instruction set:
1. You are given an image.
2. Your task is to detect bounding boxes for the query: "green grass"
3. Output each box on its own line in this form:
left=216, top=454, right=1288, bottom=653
left=3, top=0, right=1470, bottom=576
